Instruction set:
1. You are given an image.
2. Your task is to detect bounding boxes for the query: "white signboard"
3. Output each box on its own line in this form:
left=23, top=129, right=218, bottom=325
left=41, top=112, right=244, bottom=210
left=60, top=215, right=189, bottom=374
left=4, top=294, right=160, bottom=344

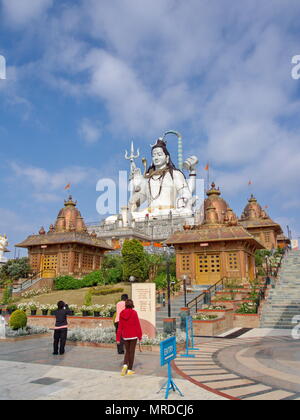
left=132, top=283, right=156, bottom=338
left=291, top=239, right=299, bottom=250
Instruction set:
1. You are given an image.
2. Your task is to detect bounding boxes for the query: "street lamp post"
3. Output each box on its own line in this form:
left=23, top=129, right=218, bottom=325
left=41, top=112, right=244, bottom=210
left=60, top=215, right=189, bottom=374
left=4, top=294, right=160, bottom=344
left=182, top=274, right=188, bottom=307
left=163, top=244, right=175, bottom=318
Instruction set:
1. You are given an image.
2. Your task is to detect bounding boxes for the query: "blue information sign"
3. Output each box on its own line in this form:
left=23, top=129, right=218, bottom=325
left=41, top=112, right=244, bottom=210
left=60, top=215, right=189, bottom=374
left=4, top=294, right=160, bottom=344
left=158, top=336, right=183, bottom=400
left=160, top=336, right=176, bottom=367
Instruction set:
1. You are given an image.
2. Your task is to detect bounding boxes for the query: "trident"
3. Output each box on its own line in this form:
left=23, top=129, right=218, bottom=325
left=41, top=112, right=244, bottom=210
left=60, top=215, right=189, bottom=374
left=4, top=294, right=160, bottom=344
left=125, top=141, right=140, bottom=177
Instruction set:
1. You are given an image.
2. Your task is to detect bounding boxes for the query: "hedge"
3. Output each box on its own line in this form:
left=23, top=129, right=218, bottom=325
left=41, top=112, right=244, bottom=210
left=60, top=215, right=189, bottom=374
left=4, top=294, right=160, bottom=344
left=91, top=287, right=124, bottom=296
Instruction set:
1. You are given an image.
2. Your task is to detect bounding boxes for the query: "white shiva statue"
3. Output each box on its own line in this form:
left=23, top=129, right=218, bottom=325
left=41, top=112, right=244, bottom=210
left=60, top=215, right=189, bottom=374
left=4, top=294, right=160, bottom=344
left=0, top=234, right=8, bottom=263
left=106, top=132, right=199, bottom=223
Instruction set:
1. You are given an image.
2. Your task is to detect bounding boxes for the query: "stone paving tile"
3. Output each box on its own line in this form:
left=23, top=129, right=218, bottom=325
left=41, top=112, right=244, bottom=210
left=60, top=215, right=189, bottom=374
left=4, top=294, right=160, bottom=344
left=180, top=369, right=229, bottom=374
left=189, top=374, right=238, bottom=381
left=223, top=384, right=271, bottom=397
left=0, top=360, right=226, bottom=400
left=203, top=379, right=254, bottom=390
left=244, top=390, right=295, bottom=400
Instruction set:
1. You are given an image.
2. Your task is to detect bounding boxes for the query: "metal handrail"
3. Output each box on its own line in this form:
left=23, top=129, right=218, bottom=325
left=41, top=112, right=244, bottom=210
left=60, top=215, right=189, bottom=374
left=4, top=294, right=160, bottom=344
left=13, top=270, right=45, bottom=293
left=187, top=277, right=228, bottom=312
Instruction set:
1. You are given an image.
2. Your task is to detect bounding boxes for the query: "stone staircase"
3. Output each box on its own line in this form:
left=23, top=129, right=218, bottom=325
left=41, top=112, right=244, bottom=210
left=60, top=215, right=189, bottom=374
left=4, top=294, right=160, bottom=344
left=156, top=287, right=207, bottom=332
left=260, top=250, right=300, bottom=329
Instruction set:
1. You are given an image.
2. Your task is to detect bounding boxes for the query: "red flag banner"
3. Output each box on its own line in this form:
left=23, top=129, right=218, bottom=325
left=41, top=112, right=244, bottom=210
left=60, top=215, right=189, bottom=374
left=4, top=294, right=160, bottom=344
left=64, top=183, right=71, bottom=190
left=204, top=163, right=209, bottom=171
left=248, top=180, right=252, bottom=186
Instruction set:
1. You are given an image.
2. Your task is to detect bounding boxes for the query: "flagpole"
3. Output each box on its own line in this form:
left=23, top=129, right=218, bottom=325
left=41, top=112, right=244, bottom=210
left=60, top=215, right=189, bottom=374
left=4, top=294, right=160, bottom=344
left=207, top=162, right=210, bottom=191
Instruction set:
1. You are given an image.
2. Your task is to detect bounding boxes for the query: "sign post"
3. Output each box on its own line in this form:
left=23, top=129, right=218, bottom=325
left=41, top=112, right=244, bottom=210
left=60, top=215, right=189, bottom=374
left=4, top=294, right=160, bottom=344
left=181, top=315, right=198, bottom=358
left=159, top=336, right=184, bottom=400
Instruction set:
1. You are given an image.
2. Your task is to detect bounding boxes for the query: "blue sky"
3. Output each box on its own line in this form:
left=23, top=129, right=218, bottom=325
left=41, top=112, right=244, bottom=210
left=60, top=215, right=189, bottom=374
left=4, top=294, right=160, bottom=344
left=0, top=0, right=300, bottom=257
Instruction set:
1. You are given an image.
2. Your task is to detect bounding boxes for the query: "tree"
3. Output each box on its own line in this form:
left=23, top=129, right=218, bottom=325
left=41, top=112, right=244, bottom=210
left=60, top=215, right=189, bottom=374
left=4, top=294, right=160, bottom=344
left=145, top=253, right=164, bottom=282
left=121, top=239, right=148, bottom=282
left=0, top=258, right=32, bottom=284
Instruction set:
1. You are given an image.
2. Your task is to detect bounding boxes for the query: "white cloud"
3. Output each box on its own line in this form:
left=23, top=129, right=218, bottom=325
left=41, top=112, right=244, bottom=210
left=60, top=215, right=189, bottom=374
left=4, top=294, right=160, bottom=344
left=1, top=0, right=53, bottom=26
left=0, top=208, right=35, bottom=234
left=79, top=118, right=102, bottom=144
left=10, top=162, right=99, bottom=193
left=2, top=0, right=300, bottom=232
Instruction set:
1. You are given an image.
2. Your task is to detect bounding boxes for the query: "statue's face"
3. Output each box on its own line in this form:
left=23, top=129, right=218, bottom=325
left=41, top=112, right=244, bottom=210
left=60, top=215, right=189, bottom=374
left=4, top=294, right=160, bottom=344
left=152, top=147, right=169, bottom=168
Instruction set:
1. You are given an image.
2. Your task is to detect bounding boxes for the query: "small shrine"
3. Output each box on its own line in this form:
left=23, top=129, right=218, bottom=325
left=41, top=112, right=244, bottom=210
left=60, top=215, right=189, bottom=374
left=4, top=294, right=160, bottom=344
left=239, top=195, right=283, bottom=250
left=16, top=196, right=113, bottom=278
left=166, top=184, right=265, bottom=285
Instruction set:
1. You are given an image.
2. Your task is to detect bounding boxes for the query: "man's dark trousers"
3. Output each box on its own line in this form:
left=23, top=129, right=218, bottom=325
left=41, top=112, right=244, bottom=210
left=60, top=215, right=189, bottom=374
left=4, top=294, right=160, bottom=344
left=53, top=328, right=68, bottom=355
left=114, top=322, right=124, bottom=354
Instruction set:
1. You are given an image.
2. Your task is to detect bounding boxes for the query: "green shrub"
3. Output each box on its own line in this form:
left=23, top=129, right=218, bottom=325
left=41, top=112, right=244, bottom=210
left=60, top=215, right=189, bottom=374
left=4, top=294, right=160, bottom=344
left=54, top=276, right=81, bottom=290
left=104, top=267, right=123, bottom=285
left=153, top=272, right=179, bottom=291
left=1, top=286, right=12, bottom=305
left=82, top=271, right=104, bottom=287
left=9, top=310, right=27, bottom=330
left=193, top=314, right=218, bottom=321
left=84, top=290, right=93, bottom=306
left=235, top=302, right=257, bottom=314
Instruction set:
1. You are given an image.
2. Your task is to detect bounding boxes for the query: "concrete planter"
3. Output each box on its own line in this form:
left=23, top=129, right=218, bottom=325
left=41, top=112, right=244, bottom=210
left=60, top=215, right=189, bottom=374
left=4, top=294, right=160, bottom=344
left=233, top=313, right=259, bottom=328
left=211, top=299, right=255, bottom=312
left=197, top=309, right=233, bottom=331
left=193, top=314, right=227, bottom=336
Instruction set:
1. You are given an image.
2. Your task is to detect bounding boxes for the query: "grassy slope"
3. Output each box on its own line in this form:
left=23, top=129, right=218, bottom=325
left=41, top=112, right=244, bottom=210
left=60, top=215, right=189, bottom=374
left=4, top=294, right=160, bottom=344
left=16, top=283, right=132, bottom=307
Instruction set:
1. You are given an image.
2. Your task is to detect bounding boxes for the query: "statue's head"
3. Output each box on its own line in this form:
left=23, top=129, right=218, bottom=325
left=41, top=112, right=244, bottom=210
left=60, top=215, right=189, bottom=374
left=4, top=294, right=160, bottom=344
left=148, top=139, right=176, bottom=175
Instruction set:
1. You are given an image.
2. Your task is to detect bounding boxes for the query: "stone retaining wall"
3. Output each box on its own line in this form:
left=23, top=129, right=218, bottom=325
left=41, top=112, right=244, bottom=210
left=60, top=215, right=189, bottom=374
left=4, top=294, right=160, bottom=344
left=27, top=316, right=114, bottom=329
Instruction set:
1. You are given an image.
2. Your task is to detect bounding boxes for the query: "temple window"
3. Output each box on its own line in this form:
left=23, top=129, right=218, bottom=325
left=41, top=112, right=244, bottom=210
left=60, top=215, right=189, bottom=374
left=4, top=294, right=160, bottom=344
left=30, top=255, right=39, bottom=271
left=181, top=254, right=191, bottom=272
left=61, top=252, right=69, bottom=267
left=264, top=232, right=271, bottom=243
left=228, top=253, right=239, bottom=270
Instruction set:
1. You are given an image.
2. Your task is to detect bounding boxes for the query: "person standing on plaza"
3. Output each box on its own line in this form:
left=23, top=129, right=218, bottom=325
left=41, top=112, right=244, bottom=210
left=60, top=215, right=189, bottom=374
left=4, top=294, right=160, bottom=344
left=114, top=293, right=128, bottom=354
left=116, top=299, right=142, bottom=376
left=53, top=301, right=72, bottom=355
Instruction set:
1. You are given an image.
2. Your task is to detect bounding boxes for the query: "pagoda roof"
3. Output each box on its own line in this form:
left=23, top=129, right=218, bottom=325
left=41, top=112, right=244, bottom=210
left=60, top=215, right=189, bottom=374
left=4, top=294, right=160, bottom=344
left=15, top=232, right=113, bottom=250
left=166, top=225, right=264, bottom=249
left=240, top=194, right=282, bottom=233
left=277, top=234, right=291, bottom=242
left=239, top=218, right=282, bottom=232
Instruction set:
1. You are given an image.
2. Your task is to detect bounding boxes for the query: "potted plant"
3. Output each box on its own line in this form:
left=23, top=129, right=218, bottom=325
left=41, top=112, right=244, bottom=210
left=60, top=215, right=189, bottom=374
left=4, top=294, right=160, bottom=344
left=68, top=304, right=77, bottom=316
left=92, top=304, right=103, bottom=317
left=40, top=304, right=49, bottom=316
left=81, top=305, right=92, bottom=317
left=49, top=304, right=57, bottom=316
left=28, top=302, right=38, bottom=316
left=17, top=303, right=28, bottom=313
left=100, top=304, right=116, bottom=318
left=7, top=303, right=17, bottom=315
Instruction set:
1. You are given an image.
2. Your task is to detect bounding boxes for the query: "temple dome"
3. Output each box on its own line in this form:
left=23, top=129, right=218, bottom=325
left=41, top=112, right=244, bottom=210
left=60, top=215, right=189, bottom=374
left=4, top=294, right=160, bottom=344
left=54, top=196, right=88, bottom=233
left=204, top=183, right=231, bottom=224
left=241, top=194, right=265, bottom=220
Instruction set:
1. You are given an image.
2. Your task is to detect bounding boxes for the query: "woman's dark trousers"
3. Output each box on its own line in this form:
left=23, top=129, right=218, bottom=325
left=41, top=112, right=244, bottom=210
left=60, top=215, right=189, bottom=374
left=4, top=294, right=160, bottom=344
left=124, top=339, right=137, bottom=370
left=53, top=328, right=68, bottom=355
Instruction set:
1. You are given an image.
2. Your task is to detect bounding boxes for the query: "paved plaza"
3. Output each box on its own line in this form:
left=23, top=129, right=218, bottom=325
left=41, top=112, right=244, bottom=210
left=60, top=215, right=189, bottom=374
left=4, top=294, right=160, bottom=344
left=0, top=335, right=224, bottom=400
left=0, top=329, right=299, bottom=400
left=174, top=330, right=300, bottom=400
